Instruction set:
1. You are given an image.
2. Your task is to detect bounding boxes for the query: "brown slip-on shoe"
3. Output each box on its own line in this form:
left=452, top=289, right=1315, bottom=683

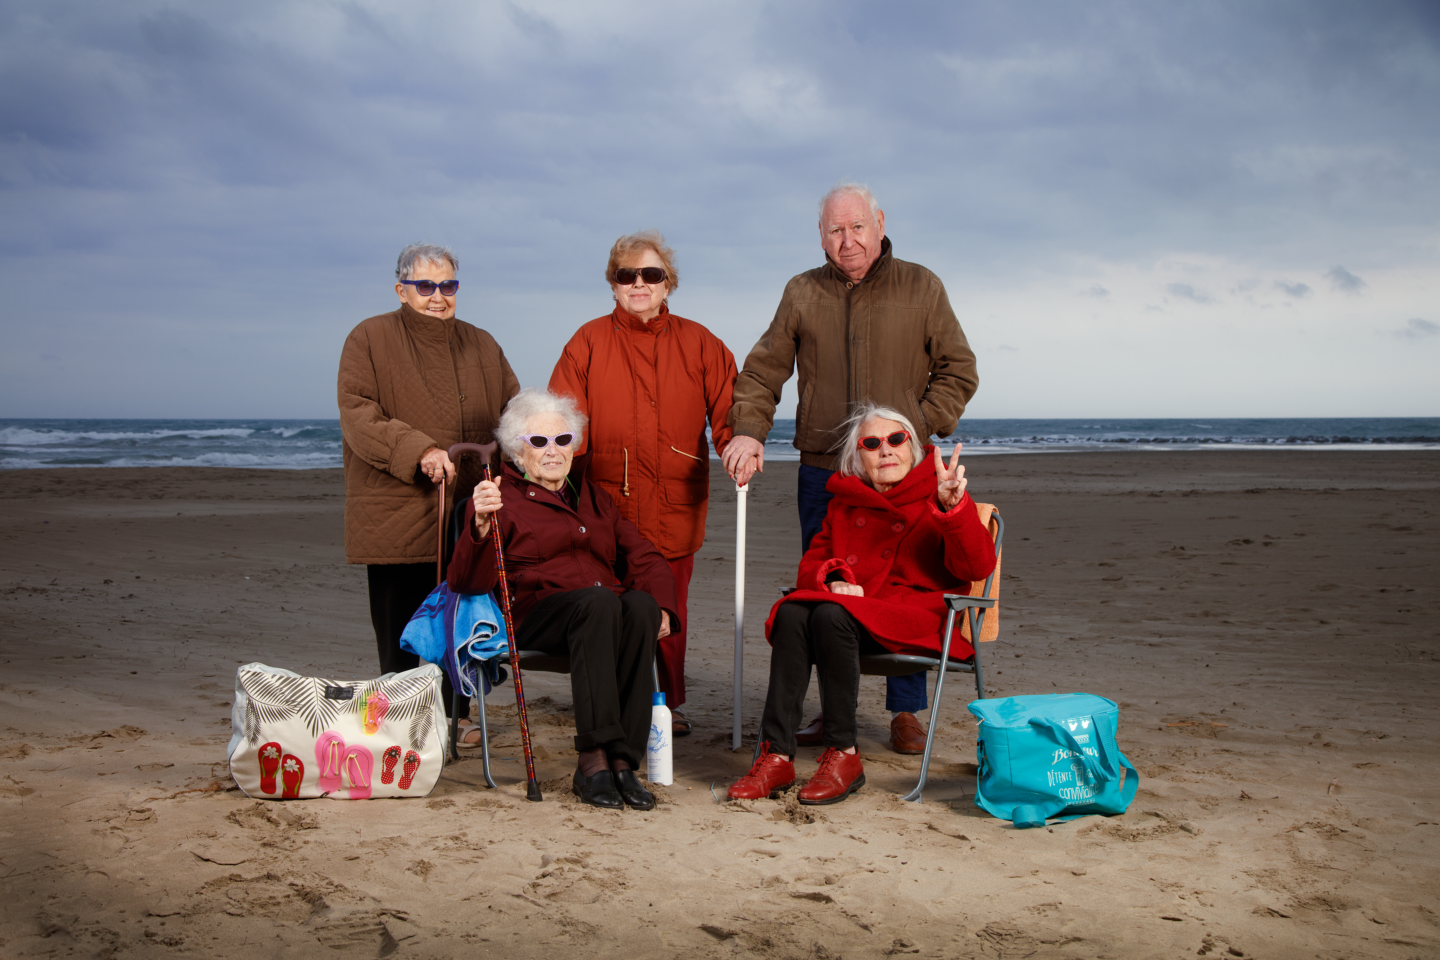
left=890, top=712, right=927, bottom=754
left=797, top=747, right=865, bottom=805
left=727, top=743, right=796, bottom=800
left=795, top=714, right=824, bottom=747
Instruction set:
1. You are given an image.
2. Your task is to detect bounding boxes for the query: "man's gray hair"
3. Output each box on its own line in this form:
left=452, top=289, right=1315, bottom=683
left=818, top=181, right=881, bottom=223
left=835, top=401, right=925, bottom=481
left=496, top=388, right=588, bottom=461
left=395, top=243, right=459, bottom=281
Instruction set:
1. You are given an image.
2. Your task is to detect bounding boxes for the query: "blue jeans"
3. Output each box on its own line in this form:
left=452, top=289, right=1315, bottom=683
left=798, top=465, right=928, bottom=714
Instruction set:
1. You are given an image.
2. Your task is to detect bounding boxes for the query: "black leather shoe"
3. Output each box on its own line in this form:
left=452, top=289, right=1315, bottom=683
left=613, top=768, right=656, bottom=810
left=572, top=769, right=623, bottom=809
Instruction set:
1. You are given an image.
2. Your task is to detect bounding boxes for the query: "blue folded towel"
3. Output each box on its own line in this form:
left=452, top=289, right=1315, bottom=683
left=399, top=583, right=510, bottom=698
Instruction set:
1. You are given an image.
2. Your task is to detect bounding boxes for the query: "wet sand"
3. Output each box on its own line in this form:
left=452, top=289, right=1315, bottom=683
left=1, top=450, right=1437, bottom=959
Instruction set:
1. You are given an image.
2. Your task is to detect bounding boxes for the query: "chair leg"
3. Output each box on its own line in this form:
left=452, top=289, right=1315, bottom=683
left=477, top=684, right=497, bottom=789
left=449, top=693, right=463, bottom=763
left=903, top=607, right=960, bottom=803
left=971, top=607, right=987, bottom=699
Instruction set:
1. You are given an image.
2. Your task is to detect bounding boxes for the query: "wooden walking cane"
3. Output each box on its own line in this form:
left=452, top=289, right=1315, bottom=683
left=450, top=441, right=543, bottom=802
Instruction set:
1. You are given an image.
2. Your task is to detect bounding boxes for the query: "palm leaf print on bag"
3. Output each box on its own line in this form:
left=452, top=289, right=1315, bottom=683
left=240, top=671, right=342, bottom=740
left=364, top=675, right=439, bottom=750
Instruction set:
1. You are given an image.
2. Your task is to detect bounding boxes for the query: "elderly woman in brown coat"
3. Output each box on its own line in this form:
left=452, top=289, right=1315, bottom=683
left=338, top=243, right=519, bottom=741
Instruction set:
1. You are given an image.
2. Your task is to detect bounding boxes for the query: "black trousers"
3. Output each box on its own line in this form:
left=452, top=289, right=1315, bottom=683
left=366, top=563, right=457, bottom=717
left=760, top=601, right=890, bottom=757
left=519, top=587, right=659, bottom=767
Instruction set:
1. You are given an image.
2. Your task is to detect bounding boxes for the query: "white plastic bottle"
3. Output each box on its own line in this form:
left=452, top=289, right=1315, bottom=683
left=646, top=691, right=673, bottom=785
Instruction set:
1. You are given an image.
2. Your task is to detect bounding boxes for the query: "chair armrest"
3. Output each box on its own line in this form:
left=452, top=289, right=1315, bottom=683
left=943, top=594, right=997, bottom=611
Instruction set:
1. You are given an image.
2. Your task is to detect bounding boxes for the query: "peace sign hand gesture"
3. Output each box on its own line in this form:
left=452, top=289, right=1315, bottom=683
left=934, top=445, right=967, bottom=511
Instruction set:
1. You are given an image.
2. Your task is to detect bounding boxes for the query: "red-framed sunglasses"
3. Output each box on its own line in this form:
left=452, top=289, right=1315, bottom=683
left=857, top=430, right=910, bottom=451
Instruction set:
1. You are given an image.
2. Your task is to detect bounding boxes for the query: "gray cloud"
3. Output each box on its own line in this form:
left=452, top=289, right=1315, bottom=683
left=1, top=0, right=1437, bottom=416
left=1166, top=283, right=1215, bottom=305
left=1399, top=318, right=1439, bottom=339
left=1081, top=285, right=1109, bottom=298
left=1326, top=266, right=1368, bottom=292
left=1275, top=280, right=1311, bottom=298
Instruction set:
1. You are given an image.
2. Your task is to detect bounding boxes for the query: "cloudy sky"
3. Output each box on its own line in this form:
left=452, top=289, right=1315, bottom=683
left=2, top=0, right=1437, bottom=419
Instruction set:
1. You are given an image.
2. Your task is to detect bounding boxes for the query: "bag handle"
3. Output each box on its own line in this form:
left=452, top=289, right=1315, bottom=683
left=1029, top=714, right=1119, bottom=784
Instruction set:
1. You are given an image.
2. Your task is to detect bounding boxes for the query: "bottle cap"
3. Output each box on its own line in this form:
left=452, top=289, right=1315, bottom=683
left=652, top=692, right=666, bottom=706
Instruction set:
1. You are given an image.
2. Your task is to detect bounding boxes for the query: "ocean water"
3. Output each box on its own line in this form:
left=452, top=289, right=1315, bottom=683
left=1, top=417, right=1437, bottom=470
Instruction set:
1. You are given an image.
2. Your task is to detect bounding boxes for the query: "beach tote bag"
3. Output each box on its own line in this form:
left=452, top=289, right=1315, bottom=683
left=228, top=663, right=448, bottom=800
left=968, top=693, right=1138, bottom=828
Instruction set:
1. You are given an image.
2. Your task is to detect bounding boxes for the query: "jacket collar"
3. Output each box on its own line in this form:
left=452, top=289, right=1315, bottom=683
left=823, top=235, right=894, bottom=286
left=828, top=444, right=938, bottom=511
left=398, top=302, right=456, bottom=339
left=501, top=449, right=595, bottom=507
left=611, top=302, right=670, bottom=332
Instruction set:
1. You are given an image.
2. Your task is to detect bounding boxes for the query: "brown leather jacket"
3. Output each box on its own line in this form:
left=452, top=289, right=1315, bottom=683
left=338, top=304, right=519, bottom=564
left=729, top=237, right=979, bottom=471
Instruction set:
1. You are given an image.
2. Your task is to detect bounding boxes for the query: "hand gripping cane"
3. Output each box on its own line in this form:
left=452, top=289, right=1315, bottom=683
left=449, top=442, right=543, bottom=802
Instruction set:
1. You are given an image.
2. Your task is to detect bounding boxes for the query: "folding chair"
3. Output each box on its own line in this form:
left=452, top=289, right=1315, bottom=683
left=465, top=653, right=661, bottom=789
left=860, top=503, right=1003, bottom=802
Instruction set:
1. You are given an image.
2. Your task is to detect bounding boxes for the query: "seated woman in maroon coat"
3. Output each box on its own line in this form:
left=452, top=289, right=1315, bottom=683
left=729, top=402, right=997, bottom=805
left=447, top=388, right=678, bottom=811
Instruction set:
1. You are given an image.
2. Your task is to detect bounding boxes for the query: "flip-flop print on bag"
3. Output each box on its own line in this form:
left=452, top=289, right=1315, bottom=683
left=227, top=663, right=447, bottom=799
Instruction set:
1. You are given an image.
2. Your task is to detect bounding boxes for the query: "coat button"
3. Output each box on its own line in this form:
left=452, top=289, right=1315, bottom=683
left=459, top=394, right=465, bottom=402
left=528, top=490, right=535, bottom=497
left=882, top=549, right=893, bottom=559
left=846, top=554, right=858, bottom=565
left=594, top=581, right=602, bottom=586
left=855, top=516, right=866, bottom=527
left=892, top=522, right=904, bottom=532
left=578, top=526, right=586, bottom=533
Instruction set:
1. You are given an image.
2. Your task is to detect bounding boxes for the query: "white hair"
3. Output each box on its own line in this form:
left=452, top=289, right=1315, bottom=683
left=818, top=181, right=881, bottom=224
left=496, top=388, right=587, bottom=460
left=835, top=402, right=924, bottom=481
left=395, top=243, right=458, bottom=281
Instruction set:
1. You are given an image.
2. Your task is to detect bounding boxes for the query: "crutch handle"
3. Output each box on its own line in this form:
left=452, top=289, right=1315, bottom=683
left=449, top=441, right=497, bottom=466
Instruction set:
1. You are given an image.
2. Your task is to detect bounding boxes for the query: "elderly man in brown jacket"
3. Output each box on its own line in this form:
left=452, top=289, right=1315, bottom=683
left=338, top=243, right=519, bottom=738
left=722, top=182, right=980, bottom=755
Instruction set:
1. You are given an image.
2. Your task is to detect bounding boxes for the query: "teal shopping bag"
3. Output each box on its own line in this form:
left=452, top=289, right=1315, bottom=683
left=968, top=693, right=1138, bottom=829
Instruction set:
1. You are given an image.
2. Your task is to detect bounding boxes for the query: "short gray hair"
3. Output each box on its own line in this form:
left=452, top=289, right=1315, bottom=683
left=835, top=401, right=924, bottom=481
left=497, top=388, right=588, bottom=461
left=395, top=243, right=459, bottom=281
left=818, top=182, right=881, bottom=224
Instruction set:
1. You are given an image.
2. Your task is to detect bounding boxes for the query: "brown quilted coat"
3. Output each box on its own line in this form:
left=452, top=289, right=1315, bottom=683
left=338, top=303, right=519, bottom=564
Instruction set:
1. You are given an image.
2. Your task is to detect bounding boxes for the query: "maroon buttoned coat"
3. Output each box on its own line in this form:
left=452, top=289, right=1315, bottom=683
left=446, top=457, right=678, bottom=631
left=765, top=448, right=997, bottom=660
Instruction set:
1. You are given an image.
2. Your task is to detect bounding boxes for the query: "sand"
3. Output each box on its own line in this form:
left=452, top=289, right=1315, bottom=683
left=1, top=450, right=1437, bottom=959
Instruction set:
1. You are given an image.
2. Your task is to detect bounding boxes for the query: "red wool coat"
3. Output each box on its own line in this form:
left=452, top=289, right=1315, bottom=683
left=766, top=448, right=998, bottom=660
left=549, top=304, right=737, bottom=559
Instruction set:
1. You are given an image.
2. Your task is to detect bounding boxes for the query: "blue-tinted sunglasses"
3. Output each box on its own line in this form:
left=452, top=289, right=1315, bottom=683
left=401, top=279, right=459, bottom=296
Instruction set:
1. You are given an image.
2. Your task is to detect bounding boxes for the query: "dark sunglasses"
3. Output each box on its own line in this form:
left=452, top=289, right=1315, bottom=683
left=401, top=279, right=460, bottom=296
left=518, top=433, right=575, bottom=449
left=613, top=267, right=668, bottom=286
left=857, top=430, right=910, bottom=451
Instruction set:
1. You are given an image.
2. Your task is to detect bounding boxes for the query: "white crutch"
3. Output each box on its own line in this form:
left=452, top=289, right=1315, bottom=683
left=732, top=479, right=748, bottom=751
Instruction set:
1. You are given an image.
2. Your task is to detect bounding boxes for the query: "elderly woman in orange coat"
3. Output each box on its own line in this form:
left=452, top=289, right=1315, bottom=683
left=549, top=230, right=738, bottom=735
left=728, top=402, right=996, bottom=805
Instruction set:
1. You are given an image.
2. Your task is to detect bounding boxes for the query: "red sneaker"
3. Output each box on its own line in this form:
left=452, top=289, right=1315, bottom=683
left=257, top=742, right=282, bottom=794
left=727, top=743, right=795, bottom=800
left=797, top=748, right=865, bottom=805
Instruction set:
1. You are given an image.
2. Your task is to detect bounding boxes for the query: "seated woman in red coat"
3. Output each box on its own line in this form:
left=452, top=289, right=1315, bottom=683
left=729, top=402, right=997, bottom=805
left=447, top=388, right=678, bottom=811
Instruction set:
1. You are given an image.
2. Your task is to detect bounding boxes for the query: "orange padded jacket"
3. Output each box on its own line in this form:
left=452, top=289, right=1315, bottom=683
left=549, top=304, right=737, bottom=559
